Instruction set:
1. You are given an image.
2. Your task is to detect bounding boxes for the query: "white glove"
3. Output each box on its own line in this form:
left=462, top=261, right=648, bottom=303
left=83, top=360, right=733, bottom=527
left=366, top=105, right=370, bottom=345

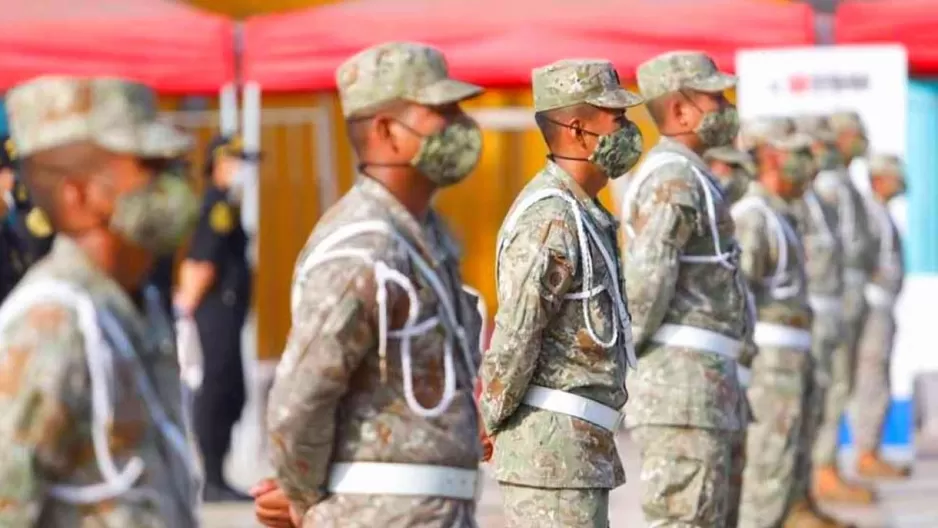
left=175, top=316, right=204, bottom=391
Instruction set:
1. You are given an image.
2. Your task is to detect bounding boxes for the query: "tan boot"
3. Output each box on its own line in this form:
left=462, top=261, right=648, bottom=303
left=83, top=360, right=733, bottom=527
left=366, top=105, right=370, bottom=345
left=813, top=465, right=876, bottom=504
left=856, top=450, right=911, bottom=479
left=806, top=495, right=856, bottom=528
left=783, top=499, right=846, bottom=528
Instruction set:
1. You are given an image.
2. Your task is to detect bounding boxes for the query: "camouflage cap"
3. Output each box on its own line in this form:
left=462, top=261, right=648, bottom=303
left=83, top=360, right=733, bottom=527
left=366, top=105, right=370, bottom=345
left=531, top=59, right=642, bottom=113
left=704, top=146, right=756, bottom=173
left=739, top=116, right=813, bottom=151
left=794, top=114, right=837, bottom=143
left=6, top=76, right=192, bottom=159
left=829, top=110, right=866, bottom=136
left=636, top=51, right=736, bottom=101
left=336, top=42, right=483, bottom=118
left=869, top=153, right=904, bottom=179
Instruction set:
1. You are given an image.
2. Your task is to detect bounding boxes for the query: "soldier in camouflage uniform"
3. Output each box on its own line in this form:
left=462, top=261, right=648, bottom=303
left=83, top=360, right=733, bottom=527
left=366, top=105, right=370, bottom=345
left=256, top=42, right=486, bottom=528
left=796, top=114, right=876, bottom=504
left=850, top=154, right=910, bottom=479
left=734, top=118, right=819, bottom=527
left=704, top=145, right=757, bottom=528
left=621, top=51, right=752, bottom=527
left=479, top=59, right=641, bottom=528
left=0, top=76, right=203, bottom=527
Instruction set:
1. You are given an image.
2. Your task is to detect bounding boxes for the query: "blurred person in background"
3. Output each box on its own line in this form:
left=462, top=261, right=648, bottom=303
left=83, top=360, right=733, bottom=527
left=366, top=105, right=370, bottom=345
left=621, top=51, right=752, bottom=528
left=0, top=75, right=202, bottom=527
left=174, top=134, right=255, bottom=502
left=734, top=118, right=821, bottom=528
left=704, top=144, right=757, bottom=528
left=480, top=59, right=640, bottom=528
left=252, top=41, right=486, bottom=528
left=850, top=153, right=909, bottom=479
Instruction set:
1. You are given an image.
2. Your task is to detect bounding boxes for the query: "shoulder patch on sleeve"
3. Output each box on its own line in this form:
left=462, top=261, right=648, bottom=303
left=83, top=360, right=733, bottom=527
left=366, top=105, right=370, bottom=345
left=209, top=202, right=234, bottom=234
left=25, top=207, right=53, bottom=238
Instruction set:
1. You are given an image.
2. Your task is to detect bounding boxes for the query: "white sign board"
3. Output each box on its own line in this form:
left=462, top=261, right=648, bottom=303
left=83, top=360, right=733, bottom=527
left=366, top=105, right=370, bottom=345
left=736, top=45, right=908, bottom=158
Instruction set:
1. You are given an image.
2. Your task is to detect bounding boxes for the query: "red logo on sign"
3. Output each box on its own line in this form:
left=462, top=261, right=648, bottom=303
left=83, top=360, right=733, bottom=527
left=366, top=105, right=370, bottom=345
left=789, top=75, right=811, bottom=93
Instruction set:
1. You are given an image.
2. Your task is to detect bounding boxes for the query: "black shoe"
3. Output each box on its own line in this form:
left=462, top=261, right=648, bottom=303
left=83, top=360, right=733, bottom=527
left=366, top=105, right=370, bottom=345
left=203, top=481, right=252, bottom=503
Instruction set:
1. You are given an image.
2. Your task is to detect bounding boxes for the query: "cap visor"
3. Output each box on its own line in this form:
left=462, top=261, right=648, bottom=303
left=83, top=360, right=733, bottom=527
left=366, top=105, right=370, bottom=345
left=773, top=132, right=814, bottom=151
left=138, top=121, right=193, bottom=159
left=412, top=78, right=484, bottom=107
left=686, top=72, right=737, bottom=93
left=586, top=88, right=644, bottom=109
left=705, top=146, right=753, bottom=166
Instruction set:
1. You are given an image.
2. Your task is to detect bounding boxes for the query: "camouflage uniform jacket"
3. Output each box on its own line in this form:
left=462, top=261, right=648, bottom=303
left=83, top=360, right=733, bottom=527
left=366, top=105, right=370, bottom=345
left=0, top=236, right=201, bottom=528
left=814, top=168, right=876, bottom=279
left=790, top=189, right=844, bottom=299
left=268, top=176, right=482, bottom=515
left=733, top=182, right=813, bottom=330
left=862, top=196, right=904, bottom=298
left=623, top=137, right=750, bottom=432
left=480, top=162, right=629, bottom=489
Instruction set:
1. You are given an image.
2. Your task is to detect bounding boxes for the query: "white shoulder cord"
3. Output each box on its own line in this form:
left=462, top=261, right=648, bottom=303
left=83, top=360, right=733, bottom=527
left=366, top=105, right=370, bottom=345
left=497, top=189, right=636, bottom=368
left=864, top=197, right=899, bottom=279
left=732, top=196, right=803, bottom=300
left=803, top=190, right=836, bottom=247
left=622, top=152, right=736, bottom=270
left=0, top=281, right=145, bottom=504
left=291, top=221, right=476, bottom=418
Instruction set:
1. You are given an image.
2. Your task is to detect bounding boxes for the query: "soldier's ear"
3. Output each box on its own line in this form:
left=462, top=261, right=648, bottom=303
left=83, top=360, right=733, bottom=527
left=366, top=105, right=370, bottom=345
left=566, top=117, right=589, bottom=149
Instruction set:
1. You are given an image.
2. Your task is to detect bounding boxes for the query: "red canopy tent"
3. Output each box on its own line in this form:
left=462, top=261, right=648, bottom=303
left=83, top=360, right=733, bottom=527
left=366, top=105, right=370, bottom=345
left=243, top=0, right=815, bottom=92
left=0, top=0, right=236, bottom=94
left=835, top=0, right=938, bottom=76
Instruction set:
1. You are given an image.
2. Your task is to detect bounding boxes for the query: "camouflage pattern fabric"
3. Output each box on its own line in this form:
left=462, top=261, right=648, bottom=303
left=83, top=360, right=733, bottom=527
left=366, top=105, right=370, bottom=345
left=852, top=196, right=904, bottom=452
left=531, top=59, right=642, bottom=112
left=336, top=42, right=483, bottom=118
left=501, top=485, right=610, bottom=528
left=0, top=237, right=201, bottom=527
left=636, top=50, right=736, bottom=101
left=731, top=182, right=814, bottom=526
left=727, top=428, right=747, bottom=528
left=623, top=136, right=749, bottom=431
left=811, top=168, right=875, bottom=467
left=268, top=177, right=482, bottom=526
left=5, top=76, right=191, bottom=159
left=481, top=162, right=628, bottom=489
left=631, top=425, right=731, bottom=526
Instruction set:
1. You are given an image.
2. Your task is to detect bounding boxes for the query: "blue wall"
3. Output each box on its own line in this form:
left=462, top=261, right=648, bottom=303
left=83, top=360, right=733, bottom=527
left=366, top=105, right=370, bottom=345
left=0, top=100, right=7, bottom=136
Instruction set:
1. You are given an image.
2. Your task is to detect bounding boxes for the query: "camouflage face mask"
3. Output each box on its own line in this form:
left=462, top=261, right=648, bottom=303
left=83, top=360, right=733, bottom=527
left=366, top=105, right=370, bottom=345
left=695, top=105, right=739, bottom=149
left=780, top=149, right=816, bottom=196
left=110, top=172, right=200, bottom=256
left=814, top=144, right=843, bottom=171
left=849, top=135, right=869, bottom=159
left=588, top=120, right=643, bottom=179
left=411, top=119, right=483, bottom=187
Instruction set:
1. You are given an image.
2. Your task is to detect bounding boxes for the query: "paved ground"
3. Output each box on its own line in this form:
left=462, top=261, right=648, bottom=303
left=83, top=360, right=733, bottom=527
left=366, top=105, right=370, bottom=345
left=200, top=319, right=938, bottom=527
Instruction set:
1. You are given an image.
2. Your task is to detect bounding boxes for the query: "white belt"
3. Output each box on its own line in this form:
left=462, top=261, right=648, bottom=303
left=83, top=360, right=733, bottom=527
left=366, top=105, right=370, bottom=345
left=522, top=385, right=622, bottom=432
left=737, top=365, right=752, bottom=388
left=809, top=295, right=842, bottom=314
left=753, top=322, right=812, bottom=351
left=650, top=324, right=743, bottom=360
left=845, top=268, right=868, bottom=286
left=327, top=462, right=479, bottom=500
left=864, top=283, right=897, bottom=309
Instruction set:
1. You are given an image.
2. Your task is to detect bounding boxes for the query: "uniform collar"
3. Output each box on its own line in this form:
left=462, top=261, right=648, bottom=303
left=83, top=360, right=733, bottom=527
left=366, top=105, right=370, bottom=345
left=545, top=161, right=618, bottom=230
left=355, top=175, right=447, bottom=266
left=655, top=136, right=710, bottom=173
left=748, top=181, right=794, bottom=213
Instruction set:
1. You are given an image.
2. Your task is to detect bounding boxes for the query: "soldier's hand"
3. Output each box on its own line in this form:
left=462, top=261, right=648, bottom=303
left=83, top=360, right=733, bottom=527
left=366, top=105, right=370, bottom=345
left=480, top=431, right=494, bottom=462
left=251, top=479, right=296, bottom=528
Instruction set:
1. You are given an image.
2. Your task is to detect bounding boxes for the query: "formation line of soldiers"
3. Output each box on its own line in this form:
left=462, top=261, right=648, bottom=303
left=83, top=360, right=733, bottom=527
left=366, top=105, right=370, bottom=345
left=0, top=40, right=906, bottom=528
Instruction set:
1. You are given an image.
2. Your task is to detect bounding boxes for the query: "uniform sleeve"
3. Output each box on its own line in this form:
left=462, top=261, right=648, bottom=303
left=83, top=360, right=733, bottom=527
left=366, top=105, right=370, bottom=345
left=186, top=195, right=232, bottom=266
left=479, top=204, right=578, bottom=434
left=0, top=302, right=88, bottom=525
left=847, top=185, right=876, bottom=274
left=266, top=254, right=381, bottom=515
left=624, top=167, right=697, bottom=349
left=735, top=209, right=769, bottom=285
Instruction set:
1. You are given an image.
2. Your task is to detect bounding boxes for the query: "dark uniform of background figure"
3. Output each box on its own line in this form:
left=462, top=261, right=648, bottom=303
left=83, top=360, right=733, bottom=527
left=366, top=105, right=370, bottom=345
left=0, top=135, right=54, bottom=300
left=148, top=157, right=194, bottom=321
left=177, top=135, right=253, bottom=502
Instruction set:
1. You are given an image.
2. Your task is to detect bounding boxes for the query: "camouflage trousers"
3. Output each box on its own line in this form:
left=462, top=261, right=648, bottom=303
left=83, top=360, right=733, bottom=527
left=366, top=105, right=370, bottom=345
left=632, top=425, right=732, bottom=527
left=305, top=494, right=477, bottom=528
left=738, top=346, right=812, bottom=528
left=726, top=428, right=747, bottom=528
left=500, top=484, right=609, bottom=528
left=813, top=289, right=866, bottom=467
left=850, top=307, right=896, bottom=452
